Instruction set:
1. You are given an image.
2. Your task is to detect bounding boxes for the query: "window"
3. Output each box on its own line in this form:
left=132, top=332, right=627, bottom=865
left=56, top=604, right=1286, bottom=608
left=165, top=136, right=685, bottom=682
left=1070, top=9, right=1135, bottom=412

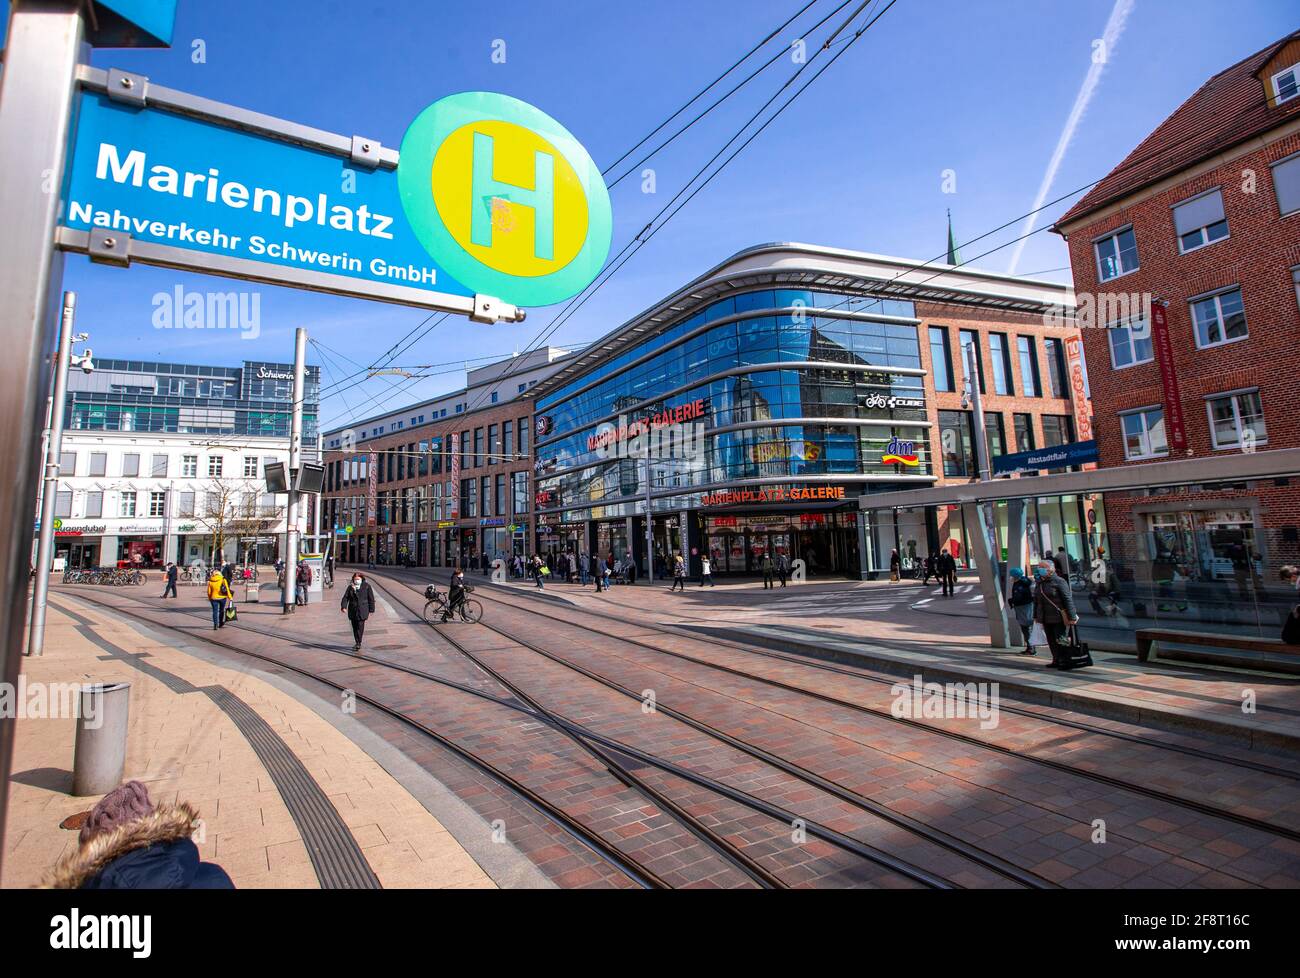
left=1190, top=287, right=1247, bottom=348
left=988, top=333, right=1013, bottom=396
left=984, top=411, right=1005, bottom=464
left=182, top=454, right=197, bottom=477
left=928, top=326, right=953, bottom=392
left=938, top=410, right=974, bottom=478
left=495, top=474, right=506, bottom=516
left=512, top=471, right=529, bottom=515
left=518, top=417, right=529, bottom=455
left=473, top=427, right=483, bottom=468
left=1044, top=338, right=1068, bottom=398
left=1173, top=189, right=1228, bottom=253
left=1206, top=389, right=1266, bottom=450
left=208, top=456, right=223, bottom=477
left=462, top=478, right=477, bottom=517
left=958, top=330, right=984, bottom=394
left=54, top=491, right=72, bottom=518
left=122, top=453, right=140, bottom=477
left=1041, top=414, right=1074, bottom=447
left=243, top=456, right=258, bottom=477
left=459, top=431, right=469, bottom=469
left=1295, top=266, right=1300, bottom=311
left=1120, top=407, right=1168, bottom=459
left=1272, top=153, right=1300, bottom=216
left=120, top=492, right=137, bottom=517
left=1108, top=317, right=1153, bottom=368
left=481, top=476, right=490, bottom=517
left=487, top=424, right=499, bottom=464
left=490, top=391, right=499, bottom=403
left=179, top=491, right=195, bottom=517
left=502, top=420, right=514, bottom=462
left=1017, top=337, right=1041, bottom=397
left=84, top=491, right=102, bottom=517
left=1272, top=61, right=1299, bottom=105
left=518, top=383, right=527, bottom=393
left=151, top=454, right=168, bottom=477
left=1094, top=226, right=1139, bottom=281
left=1013, top=413, right=1035, bottom=453
left=149, top=491, right=167, bottom=517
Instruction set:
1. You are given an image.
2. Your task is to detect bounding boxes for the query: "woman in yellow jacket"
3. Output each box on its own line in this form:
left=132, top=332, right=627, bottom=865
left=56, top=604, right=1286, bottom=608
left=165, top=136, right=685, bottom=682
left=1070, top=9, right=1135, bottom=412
left=206, top=570, right=233, bottom=630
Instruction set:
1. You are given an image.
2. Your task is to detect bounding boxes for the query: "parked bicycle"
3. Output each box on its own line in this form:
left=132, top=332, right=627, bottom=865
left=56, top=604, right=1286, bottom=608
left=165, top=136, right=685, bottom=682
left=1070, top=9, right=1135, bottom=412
left=421, top=584, right=482, bottom=624
left=61, top=567, right=145, bottom=586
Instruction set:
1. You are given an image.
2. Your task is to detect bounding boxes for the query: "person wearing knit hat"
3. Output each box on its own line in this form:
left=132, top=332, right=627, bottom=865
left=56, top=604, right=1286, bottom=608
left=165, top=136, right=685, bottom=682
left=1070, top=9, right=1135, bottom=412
left=43, top=780, right=234, bottom=889
left=1007, top=566, right=1037, bottom=656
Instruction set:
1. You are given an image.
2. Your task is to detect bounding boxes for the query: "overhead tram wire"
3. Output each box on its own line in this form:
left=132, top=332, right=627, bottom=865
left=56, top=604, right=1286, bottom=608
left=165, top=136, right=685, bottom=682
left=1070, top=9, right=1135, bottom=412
left=600, top=0, right=823, bottom=178
left=485, top=0, right=899, bottom=386
left=457, top=0, right=894, bottom=416
left=603, top=0, right=862, bottom=189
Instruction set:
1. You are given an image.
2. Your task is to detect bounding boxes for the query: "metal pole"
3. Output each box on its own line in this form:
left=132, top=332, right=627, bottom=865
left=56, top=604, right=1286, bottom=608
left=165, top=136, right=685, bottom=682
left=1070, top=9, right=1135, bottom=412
left=0, top=0, right=88, bottom=880
left=644, top=450, right=654, bottom=583
left=283, top=327, right=306, bottom=613
left=28, top=292, right=76, bottom=657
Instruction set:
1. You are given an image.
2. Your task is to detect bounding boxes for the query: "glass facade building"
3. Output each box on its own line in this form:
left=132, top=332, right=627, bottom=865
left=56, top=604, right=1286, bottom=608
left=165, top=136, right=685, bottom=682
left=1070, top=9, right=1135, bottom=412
left=65, top=359, right=320, bottom=443
left=526, top=244, right=1080, bottom=579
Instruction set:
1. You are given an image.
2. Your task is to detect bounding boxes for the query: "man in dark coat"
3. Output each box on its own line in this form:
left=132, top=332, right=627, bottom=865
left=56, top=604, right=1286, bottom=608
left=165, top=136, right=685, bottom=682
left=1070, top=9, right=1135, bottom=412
left=339, top=572, right=376, bottom=651
left=936, top=549, right=957, bottom=596
left=1033, top=558, right=1079, bottom=668
left=1052, top=547, right=1071, bottom=581
left=161, top=562, right=178, bottom=599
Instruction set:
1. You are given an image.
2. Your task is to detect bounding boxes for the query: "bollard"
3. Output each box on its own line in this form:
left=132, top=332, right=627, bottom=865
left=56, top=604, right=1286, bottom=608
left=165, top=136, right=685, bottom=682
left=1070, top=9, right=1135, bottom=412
left=72, top=682, right=131, bottom=797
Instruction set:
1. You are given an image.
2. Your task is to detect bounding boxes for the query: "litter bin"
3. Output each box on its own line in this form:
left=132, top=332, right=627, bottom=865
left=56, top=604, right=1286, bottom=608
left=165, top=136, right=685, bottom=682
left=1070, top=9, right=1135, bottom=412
left=72, top=682, right=131, bottom=797
left=245, top=582, right=260, bottom=603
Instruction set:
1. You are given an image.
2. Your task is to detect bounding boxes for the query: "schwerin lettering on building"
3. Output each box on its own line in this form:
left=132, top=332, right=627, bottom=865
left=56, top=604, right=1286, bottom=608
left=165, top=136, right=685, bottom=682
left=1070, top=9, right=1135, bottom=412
left=701, top=486, right=846, bottom=507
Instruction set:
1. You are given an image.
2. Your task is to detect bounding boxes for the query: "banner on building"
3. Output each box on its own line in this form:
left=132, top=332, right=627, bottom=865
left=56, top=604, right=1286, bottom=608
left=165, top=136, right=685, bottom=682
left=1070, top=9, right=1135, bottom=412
left=366, top=451, right=378, bottom=526
left=1063, top=334, right=1095, bottom=470
left=449, top=449, right=460, bottom=520
left=1150, top=304, right=1187, bottom=452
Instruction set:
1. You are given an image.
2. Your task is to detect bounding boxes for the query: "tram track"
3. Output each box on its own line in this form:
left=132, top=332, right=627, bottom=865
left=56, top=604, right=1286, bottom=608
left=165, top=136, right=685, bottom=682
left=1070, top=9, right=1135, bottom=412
left=52, top=586, right=967, bottom=888
left=390, top=572, right=1300, bottom=850
left=484, top=575, right=1300, bottom=782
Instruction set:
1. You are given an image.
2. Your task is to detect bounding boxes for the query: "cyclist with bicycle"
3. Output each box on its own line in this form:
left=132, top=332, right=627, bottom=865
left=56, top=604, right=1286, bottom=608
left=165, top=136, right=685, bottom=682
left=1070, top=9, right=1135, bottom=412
left=441, top=567, right=468, bottom=623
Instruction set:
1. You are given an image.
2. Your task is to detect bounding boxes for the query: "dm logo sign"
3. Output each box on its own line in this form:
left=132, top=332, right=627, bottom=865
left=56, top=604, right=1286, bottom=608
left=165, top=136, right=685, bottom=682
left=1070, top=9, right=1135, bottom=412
left=882, top=436, right=919, bottom=467
left=399, top=92, right=612, bottom=307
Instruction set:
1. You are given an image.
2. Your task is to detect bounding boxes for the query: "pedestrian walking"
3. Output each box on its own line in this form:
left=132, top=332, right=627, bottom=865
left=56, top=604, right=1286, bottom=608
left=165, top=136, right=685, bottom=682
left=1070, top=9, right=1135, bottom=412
left=776, top=552, right=790, bottom=587
left=161, top=561, right=178, bottom=599
left=1008, top=567, right=1036, bottom=655
left=339, top=572, right=376, bottom=651
left=1033, top=559, right=1079, bottom=668
left=936, top=549, right=957, bottom=596
left=670, top=553, right=687, bottom=592
left=206, top=570, right=232, bottom=630
left=625, top=557, right=637, bottom=585
left=533, top=555, right=546, bottom=589
left=921, top=552, right=937, bottom=585
left=700, top=554, right=714, bottom=587
left=761, top=552, right=775, bottom=589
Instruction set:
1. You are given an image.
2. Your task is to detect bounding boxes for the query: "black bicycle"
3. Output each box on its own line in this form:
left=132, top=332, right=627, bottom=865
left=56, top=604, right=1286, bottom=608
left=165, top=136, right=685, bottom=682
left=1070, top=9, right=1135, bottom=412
left=422, top=585, right=482, bottom=624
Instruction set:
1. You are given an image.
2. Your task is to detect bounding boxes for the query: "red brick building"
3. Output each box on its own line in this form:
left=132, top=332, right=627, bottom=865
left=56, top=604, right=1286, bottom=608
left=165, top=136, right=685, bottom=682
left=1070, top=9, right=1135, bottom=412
left=1053, top=29, right=1300, bottom=571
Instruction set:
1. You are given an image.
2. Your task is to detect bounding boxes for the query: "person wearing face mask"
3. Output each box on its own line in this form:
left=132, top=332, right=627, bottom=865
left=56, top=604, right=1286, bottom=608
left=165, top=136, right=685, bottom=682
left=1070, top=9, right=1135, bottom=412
left=1032, top=558, right=1079, bottom=668
left=339, top=573, right=376, bottom=651
left=442, top=567, right=467, bottom=622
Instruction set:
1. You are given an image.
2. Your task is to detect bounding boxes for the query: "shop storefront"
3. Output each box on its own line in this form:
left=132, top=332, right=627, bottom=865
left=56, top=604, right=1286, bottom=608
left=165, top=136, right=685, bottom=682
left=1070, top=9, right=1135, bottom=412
left=702, top=508, right=858, bottom=575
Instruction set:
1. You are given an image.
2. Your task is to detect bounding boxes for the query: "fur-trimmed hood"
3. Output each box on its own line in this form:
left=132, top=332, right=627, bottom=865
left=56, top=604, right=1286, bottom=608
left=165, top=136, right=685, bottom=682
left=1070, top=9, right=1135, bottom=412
left=41, top=802, right=200, bottom=889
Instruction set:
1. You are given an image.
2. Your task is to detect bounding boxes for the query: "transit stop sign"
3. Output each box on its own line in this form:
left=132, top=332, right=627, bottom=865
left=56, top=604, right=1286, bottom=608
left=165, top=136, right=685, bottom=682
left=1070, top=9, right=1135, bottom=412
left=398, top=91, right=612, bottom=306
left=58, top=78, right=610, bottom=320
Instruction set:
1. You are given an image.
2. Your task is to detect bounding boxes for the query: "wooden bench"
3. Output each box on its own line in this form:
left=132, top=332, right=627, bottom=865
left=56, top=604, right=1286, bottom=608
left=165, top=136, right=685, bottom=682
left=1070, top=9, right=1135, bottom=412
left=1136, top=627, right=1300, bottom=674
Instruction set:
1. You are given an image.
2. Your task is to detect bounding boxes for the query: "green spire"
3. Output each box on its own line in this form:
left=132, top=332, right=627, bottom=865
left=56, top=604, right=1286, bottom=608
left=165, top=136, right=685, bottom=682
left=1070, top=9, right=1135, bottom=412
left=946, top=209, right=961, bottom=266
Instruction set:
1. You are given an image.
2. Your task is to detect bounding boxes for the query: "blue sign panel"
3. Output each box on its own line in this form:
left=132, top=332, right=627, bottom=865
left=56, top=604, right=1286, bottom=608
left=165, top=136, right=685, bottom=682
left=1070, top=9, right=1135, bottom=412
left=92, top=0, right=179, bottom=46
left=61, top=93, right=470, bottom=300
left=991, top=439, right=1099, bottom=476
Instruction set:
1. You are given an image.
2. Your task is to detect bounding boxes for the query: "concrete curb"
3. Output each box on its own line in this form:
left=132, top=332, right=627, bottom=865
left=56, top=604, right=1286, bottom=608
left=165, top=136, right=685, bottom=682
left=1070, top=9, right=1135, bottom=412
left=684, top=622, right=1300, bottom=755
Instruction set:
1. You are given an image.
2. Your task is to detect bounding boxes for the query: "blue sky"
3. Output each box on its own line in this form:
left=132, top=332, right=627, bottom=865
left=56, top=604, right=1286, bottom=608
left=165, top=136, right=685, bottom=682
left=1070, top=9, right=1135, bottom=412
left=11, top=0, right=1296, bottom=429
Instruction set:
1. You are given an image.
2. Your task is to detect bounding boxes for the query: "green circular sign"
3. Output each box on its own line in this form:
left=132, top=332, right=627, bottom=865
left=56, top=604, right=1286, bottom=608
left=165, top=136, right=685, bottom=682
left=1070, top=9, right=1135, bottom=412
left=398, top=91, right=612, bottom=307
left=345, top=525, right=354, bottom=534
left=52, top=518, right=63, bottom=530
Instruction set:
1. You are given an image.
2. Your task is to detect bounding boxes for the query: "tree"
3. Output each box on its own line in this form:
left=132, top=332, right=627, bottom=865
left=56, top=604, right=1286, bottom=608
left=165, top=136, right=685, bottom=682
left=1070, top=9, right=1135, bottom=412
left=190, top=478, right=283, bottom=565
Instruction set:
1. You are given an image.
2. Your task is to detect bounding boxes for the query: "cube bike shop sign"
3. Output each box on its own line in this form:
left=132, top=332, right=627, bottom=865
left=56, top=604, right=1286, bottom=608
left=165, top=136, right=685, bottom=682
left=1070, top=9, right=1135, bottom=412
left=58, top=77, right=611, bottom=319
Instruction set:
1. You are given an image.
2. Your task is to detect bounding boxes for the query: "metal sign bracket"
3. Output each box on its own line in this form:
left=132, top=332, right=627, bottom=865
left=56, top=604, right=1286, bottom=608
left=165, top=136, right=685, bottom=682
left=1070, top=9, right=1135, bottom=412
left=471, top=293, right=524, bottom=324
left=88, top=228, right=132, bottom=266
left=106, top=68, right=149, bottom=106
left=349, top=135, right=384, bottom=169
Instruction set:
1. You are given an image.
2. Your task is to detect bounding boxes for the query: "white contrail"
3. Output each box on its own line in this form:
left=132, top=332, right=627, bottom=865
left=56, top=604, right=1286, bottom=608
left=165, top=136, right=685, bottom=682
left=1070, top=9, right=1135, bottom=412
left=1007, top=0, right=1136, bottom=274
